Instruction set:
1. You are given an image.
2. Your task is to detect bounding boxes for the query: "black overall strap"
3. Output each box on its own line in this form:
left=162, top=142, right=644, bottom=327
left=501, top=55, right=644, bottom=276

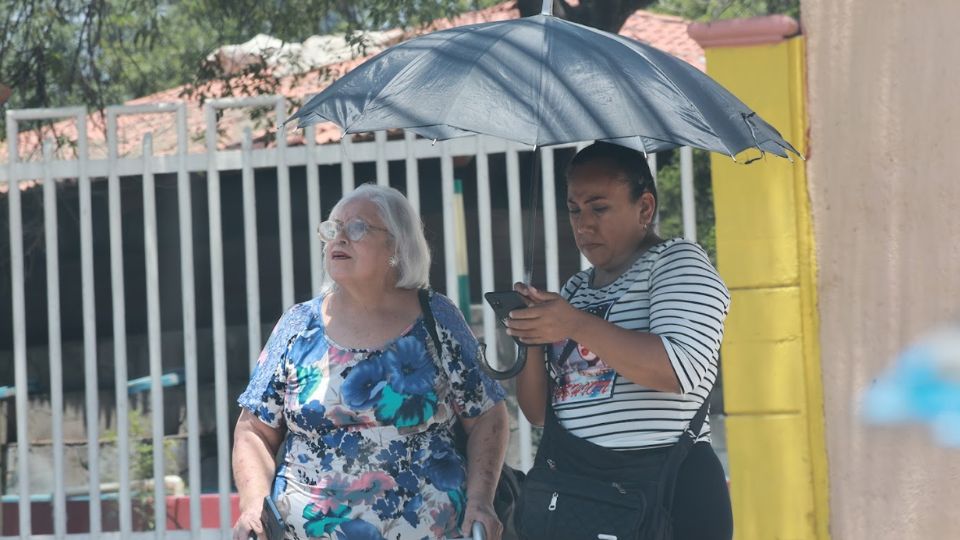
left=543, top=373, right=713, bottom=510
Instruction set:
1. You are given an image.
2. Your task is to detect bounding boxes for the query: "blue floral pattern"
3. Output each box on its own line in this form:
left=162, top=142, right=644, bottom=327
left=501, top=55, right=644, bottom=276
left=238, top=293, right=505, bottom=539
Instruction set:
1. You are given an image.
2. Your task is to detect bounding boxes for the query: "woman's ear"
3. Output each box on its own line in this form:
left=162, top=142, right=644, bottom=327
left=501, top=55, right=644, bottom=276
left=638, top=191, right=657, bottom=226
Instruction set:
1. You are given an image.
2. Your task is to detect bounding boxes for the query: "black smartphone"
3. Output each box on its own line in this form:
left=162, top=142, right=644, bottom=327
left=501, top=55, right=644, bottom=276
left=260, top=495, right=285, bottom=540
left=484, top=291, right=529, bottom=346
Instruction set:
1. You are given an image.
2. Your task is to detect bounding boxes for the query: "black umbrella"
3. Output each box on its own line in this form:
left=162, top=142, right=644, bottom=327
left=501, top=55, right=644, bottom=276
left=289, top=2, right=799, bottom=159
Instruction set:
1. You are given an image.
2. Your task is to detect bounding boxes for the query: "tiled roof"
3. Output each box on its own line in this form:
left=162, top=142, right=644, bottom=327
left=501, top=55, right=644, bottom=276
left=2, top=2, right=703, bottom=164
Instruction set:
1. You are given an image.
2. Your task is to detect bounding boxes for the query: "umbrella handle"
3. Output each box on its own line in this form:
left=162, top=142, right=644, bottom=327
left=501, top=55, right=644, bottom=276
left=480, top=344, right=528, bottom=380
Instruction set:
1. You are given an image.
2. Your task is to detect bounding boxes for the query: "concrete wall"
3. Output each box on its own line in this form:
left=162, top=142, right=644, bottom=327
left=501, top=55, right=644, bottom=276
left=802, top=1, right=960, bottom=538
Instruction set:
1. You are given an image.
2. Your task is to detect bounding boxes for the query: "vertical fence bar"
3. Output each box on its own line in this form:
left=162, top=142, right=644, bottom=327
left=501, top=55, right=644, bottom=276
left=505, top=147, right=525, bottom=283
left=175, top=103, right=203, bottom=540
left=474, top=137, right=498, bottom=367
left=647, top=153, right=659, bottom=230
left=142, top=133, right=167, bottom=536
left=42, top=140, right=66, bottom=540
left=106, top=110, right=133, bottom=535
left=242, top=128, right=262, bottom=372
left=341, top=137, right=355, bottom=194
left=204, top=104, right=232, bottom=536
left=305, top=125, right=323, bottom=296
left=574, top=140, right=591, bottom=272
left=540, top=148, right=560, bottom=293
left=375, top=131, right=389, bottom=186
left=680, top=146, right=697, bottom=242
left=275, top=101, right=294, bottom=308
left=506, top=145, right=533, bottom=471
left=76, top=114, right=103, bottom=535
left=440, top=144, right=458, bottom=300
left=404, top=131, right=420, bottom=213
left=5, top=112, right=30, bottom=540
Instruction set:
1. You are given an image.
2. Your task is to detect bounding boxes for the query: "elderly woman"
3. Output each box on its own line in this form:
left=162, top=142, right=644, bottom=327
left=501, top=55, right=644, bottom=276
left=232, top=184, right=509, bottom=540
left=509, top=142, right=733, bottom=540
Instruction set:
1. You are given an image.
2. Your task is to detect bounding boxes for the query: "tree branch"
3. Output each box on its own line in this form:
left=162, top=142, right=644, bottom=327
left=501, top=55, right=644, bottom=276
left=516, top=0, right=656, bottom=32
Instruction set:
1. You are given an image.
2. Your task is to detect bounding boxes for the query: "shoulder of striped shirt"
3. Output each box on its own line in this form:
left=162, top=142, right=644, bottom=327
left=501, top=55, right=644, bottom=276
left=650, top=237, right=707, bottom=261
left=561, top=238, right=711, bottom=293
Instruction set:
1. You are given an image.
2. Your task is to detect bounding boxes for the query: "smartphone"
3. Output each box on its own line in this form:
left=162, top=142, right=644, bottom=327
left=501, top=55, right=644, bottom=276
left=484, top=291, right=529, bottom=346
left=260, top=496, right=285, bottom=540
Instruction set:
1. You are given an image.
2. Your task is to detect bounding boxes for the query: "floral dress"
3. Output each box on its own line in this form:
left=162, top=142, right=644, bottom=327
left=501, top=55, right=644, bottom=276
left=238, top=292, right=506, bottom=540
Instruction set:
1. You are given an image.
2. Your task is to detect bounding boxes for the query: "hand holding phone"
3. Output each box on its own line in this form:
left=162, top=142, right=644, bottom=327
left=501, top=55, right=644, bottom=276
left=483, top=291, right=529, bottom=346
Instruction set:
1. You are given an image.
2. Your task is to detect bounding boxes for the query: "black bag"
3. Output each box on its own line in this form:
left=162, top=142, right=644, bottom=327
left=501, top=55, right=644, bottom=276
left=517, top=390, right=710, bottom=540
left=418, top=289, right=524, bottom=539
left=260, top=495, right=285, bottom=540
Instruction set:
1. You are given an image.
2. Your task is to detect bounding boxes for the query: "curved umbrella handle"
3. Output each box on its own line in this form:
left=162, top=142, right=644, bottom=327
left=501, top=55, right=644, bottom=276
left=480, top=345, right=528, bottom=380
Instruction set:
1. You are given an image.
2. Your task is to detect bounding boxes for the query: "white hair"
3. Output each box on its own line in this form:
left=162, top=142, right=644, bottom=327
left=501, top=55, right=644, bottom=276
left=323, top=183, right=431, bottom=290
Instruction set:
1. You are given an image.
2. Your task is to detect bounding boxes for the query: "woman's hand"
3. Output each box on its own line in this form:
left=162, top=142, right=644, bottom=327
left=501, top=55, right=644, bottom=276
left=233, top=510, right=263, bottom=540
left=459, top=402, right=508, bottom=540
left=506, top=284, right=583, bottom=344
left=462, top=500, right=503, bottom=540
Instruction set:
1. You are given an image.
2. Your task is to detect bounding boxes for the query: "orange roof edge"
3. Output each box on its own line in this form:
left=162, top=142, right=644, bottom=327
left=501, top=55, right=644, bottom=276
left=687, top=15, right=799, bottom=48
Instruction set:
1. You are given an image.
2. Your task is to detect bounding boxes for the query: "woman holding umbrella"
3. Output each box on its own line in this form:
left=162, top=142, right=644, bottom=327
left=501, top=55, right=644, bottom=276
left=232, top=184, right=509, bottom=540
left=508, top=142, right=734, bottom=540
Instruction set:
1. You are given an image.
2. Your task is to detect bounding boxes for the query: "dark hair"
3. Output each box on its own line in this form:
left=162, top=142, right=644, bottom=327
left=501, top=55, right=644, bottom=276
left=567, top=141, right=657, bottom=204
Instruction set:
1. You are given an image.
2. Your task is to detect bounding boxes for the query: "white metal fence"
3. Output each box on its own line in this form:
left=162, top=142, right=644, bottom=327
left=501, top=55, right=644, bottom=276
left=0, top=100, right=698, bottom=539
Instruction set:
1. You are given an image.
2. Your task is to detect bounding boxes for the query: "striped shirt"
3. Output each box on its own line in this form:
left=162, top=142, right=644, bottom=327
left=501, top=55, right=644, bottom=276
left=547, top=238, right=730, bottom=450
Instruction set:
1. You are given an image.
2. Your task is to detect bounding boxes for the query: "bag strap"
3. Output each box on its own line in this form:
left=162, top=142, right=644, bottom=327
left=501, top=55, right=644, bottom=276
left=418, top=288, right=443, bottom=356
left=684, top=394, right=711, bottom=444
left=655, top=391, right=711, bottom=507
left=417, top=289, right=470, bottom=453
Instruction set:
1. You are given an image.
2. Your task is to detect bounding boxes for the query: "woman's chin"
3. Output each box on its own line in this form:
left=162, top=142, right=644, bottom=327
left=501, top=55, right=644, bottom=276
left=327, top=268, right=357, bottom=285
left=578, top=245, right=605, bottom=266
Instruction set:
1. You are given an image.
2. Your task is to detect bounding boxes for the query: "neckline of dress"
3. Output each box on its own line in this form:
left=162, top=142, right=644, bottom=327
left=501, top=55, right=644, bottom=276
left=321, top=310, right=425, bottom=354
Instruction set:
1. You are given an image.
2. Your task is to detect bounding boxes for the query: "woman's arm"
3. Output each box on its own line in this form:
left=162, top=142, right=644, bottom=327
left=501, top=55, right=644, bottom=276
left=514, top=346, right=548, bottom=426
left=459, top=401, right=509, bottom=540
left=507, top=285, right=681, bottom=393
left=232, top=410, right=284, bottom=540
left=509, top=243, right=729, bottom=395
left=567, top=313, right=681, bottom=393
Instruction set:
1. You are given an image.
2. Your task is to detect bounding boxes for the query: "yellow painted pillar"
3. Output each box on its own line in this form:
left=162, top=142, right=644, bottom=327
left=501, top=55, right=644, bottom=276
left=689, top=18, right=830, bottom=540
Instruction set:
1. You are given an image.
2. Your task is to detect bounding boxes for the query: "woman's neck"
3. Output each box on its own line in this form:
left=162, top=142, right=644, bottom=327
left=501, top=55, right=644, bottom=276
left=592, top=234, right=661, bottom=288
left=331, top=282, right=403, bottom=313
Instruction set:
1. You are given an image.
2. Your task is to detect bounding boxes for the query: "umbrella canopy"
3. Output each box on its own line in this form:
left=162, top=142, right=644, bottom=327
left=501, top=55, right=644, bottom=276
left=289, top=9, right=799, bottom=159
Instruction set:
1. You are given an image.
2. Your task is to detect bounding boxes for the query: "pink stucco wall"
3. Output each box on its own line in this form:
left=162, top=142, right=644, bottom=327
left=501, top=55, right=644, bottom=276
left=803, top=0, right=960, bottom=537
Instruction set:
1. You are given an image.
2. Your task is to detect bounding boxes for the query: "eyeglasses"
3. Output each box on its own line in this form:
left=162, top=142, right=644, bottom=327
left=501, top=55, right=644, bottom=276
left=317, top=219, right=390, bottom=242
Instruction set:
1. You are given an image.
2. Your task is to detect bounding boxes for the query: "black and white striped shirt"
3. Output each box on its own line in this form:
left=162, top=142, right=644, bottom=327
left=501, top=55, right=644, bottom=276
left=547, top=238, right=730, bottom=450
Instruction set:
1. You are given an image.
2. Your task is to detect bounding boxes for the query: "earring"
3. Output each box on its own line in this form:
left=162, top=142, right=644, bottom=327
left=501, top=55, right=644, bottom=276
left=388, top=256, right=399, bottom=268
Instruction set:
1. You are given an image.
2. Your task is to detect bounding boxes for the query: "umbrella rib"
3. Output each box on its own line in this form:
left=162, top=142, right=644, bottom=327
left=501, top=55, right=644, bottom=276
left=431, top=23, right=528, bottom=140
left=578, top=24, right=739, bottom=157
left=340, top=40, right=442, bottom=134
left=347, top=21, right=514, bottom=135
left=533, top=17, right=550, bottom=147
